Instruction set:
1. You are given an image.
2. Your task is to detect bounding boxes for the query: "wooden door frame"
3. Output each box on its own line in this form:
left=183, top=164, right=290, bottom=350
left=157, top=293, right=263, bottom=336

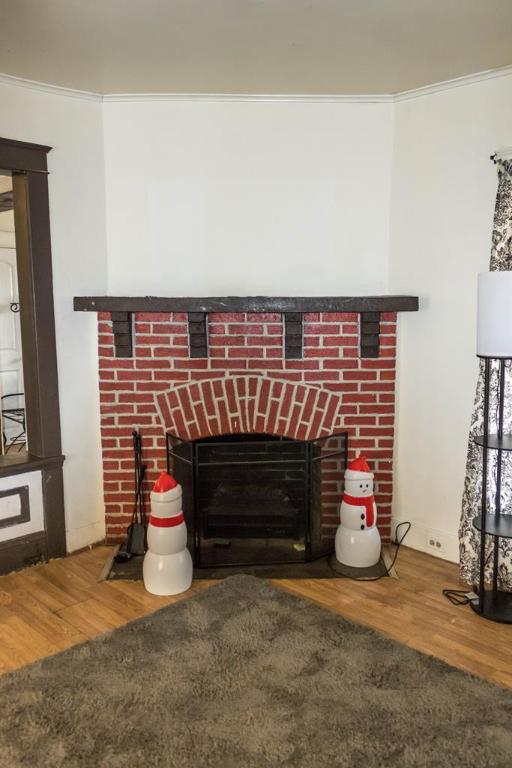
left=0, top=137, right=66, bottom=570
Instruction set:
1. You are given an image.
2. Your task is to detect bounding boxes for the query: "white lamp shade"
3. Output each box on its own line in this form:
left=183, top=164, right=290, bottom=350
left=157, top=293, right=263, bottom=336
left=477, top=272, right=512, bottom=357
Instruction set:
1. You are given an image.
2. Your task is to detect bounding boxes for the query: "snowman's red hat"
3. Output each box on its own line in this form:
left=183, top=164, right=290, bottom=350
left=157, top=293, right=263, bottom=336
left=153, top=471, right=178, bottom=492
left=151, top=471, right=182, bottom=505
left=345, top=454, right=374, bottom=481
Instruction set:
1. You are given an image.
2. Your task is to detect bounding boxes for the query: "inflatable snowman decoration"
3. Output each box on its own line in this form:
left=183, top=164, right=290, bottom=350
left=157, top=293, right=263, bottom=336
left=143, top=471, right=193, bottom=596
left=335, top=455, right=381, bottom=568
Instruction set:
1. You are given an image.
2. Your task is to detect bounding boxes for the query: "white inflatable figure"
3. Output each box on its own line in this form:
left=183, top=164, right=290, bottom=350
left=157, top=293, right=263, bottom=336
left=335, top=455, right=381, bottom=568
left=143, top=471, right=193, bottom=596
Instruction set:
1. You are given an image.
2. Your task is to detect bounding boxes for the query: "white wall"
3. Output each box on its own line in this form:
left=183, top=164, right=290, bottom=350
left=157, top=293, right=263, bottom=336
left=103, top=100, right=394, bottom=296
left=1, top=87, right=395, bottom=555
left=2, top=72, right=511, bottom=563
left=389, top=74, right=512, bottom=562
left=0, top=81, right=108, bottom=551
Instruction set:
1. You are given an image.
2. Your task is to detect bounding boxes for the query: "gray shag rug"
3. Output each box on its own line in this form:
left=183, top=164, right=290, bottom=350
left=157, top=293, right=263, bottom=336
left=1, top=576, right=511, bottom=768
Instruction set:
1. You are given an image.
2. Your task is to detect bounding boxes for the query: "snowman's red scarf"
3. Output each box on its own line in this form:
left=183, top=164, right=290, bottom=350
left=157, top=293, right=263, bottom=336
left=342, top=493, right=376, bottom=527
left=149, top=513, right=185, bottom=528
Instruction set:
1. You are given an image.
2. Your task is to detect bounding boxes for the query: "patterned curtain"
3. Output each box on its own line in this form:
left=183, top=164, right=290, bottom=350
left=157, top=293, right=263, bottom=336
left=460, top=159, right=512, bottom=588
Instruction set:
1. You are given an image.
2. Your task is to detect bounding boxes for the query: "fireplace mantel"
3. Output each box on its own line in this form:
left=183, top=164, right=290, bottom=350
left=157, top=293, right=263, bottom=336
left=74, top=294, right=418, bottom=359
left=74, top=295, right=418, bottom=314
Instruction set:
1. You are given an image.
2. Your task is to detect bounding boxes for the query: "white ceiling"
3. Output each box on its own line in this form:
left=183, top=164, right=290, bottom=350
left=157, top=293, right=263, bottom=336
left=1, top=0, right=512, bottom=95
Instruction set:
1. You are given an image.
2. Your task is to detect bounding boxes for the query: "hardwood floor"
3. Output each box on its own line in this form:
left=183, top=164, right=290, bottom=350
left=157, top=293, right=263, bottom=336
left=0, top=545, right=511, bottom=688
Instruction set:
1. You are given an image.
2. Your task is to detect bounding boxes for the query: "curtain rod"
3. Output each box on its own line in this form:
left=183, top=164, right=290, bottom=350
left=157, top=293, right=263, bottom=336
left=490, top=148, right=512, bottom=163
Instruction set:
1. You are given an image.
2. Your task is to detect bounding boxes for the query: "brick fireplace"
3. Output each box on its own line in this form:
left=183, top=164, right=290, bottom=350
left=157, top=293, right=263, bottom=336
left=76, top=296, right=419, bottom=551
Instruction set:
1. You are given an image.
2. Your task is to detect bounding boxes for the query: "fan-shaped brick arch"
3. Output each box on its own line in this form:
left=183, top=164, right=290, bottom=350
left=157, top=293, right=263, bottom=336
left=156, top=375, right=342, bottom=441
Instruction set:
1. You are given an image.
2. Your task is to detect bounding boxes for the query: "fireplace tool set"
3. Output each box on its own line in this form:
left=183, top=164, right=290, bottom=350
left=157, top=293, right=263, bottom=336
left=114, top=430, right=147, bottom=562
left=114, top=430, right=193, bottom=595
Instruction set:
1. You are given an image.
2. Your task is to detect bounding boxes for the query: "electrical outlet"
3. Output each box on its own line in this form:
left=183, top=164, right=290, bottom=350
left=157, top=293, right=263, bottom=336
left=426, top=530, right=445, bottom=553
left=393, top=520, right=459, bottom=562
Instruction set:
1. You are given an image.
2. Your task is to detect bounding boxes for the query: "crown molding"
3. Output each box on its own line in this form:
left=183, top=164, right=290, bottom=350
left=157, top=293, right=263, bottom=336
left=394, top=64, right=512, bottom=102
left=102, top=92, right=392, bottom=104
left=0, top=73, right=102, bottom=102
left=0, top=64, right=511, bottom=104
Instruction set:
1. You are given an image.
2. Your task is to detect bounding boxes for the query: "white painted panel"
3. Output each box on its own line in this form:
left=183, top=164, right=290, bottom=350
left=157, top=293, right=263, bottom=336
left=0, top=470, right=44, bottom=543
left=0, top=492, right=21, bottom=521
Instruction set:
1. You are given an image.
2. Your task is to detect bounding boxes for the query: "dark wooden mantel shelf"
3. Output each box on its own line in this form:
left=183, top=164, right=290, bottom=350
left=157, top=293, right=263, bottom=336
left=74, top=295, right=418, bottom=314
left=74, top=295, right=418, bottom=360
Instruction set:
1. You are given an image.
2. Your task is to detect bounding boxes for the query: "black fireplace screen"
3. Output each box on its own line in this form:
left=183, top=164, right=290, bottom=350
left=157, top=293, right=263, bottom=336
left=166, top=431, right=347, bottom=567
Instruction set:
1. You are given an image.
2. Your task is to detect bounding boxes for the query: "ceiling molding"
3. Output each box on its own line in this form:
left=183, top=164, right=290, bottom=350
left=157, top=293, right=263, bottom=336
left=0, top=73, right=102, bottom=102
left=0, top=64, right=511, bottom=105
left=102, top=92, right=393, bottom=104
left=394, top=64, right=512, bottom=102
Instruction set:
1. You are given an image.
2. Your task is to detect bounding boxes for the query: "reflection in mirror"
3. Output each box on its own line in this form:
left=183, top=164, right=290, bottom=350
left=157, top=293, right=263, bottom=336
left=0, top=170, right=26, bottom=454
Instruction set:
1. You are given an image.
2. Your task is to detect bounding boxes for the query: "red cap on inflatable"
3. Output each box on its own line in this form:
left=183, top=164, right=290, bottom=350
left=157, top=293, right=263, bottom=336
left=347, top=455, right=371, bottom=473
left=152, top=471, right=178, bottom=492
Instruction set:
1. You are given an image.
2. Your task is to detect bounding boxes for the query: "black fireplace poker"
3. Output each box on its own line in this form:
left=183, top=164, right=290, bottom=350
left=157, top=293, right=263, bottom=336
left=115, top=429, right=147, bottom=562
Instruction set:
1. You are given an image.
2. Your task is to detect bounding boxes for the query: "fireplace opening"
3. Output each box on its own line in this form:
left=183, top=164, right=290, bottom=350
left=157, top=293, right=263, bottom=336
left=167, top=431, right=347, bottom=567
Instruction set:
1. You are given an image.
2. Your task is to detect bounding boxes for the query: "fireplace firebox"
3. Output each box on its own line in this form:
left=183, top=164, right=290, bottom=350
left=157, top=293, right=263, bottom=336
left=167, top=431, right=348, bottom=567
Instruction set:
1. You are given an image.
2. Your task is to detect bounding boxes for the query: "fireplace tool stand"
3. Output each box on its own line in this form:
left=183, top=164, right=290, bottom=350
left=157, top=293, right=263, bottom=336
left=115, top=429, right=147, bottom=561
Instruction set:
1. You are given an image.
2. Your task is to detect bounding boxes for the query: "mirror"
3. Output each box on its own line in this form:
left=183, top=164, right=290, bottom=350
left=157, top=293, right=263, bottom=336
left=0, top=170, right=26, bottom=454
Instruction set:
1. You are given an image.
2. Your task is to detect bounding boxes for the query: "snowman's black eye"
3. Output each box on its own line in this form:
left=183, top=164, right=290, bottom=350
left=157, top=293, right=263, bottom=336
left=359, top=484, right=363, bottom=489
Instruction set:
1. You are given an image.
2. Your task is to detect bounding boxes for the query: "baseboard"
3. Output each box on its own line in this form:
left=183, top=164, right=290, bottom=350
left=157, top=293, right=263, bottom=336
left=0, top=530, right=47, bottom=575
left=392, top=518, right=459, bottom=564
left=66, top=519, right=106, bottom=554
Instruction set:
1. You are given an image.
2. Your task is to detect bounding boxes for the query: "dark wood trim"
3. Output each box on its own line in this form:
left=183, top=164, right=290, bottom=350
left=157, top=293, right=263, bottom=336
left=0, top=454, right=64, bottom=480
left=0, top=530, right=47, bottom=575
left=360, top=311, right=381, bottom=358
left=42, top=462, right=66, bottom=558
left=74, top=295, right=419, bottom=314
left=77, top=295, right=418, bottom=362
left=111, top=311, right=133, bottom=357
left=0, top=137, right=50, bottom=174
left=12, top=171, right=62, bottom=457
left=0, top=136, right=66, bottom=565
left=0, top=485, right=30, bottom=529
left=284, top=312, right=303, bottom=359
left=188, top=312, right=208, bottom=358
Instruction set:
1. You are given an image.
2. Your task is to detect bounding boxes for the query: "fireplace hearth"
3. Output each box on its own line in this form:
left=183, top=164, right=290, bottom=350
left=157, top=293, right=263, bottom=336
left=167, top=432, right=347, bottom=567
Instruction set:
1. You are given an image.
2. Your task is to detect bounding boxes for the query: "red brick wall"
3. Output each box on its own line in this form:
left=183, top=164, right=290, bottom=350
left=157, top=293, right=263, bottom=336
left=98, top=311, right=397, bottom=544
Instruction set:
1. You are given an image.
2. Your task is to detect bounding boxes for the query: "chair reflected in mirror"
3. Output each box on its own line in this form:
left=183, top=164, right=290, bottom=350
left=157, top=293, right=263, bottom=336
left=1, top=393, right=26, bottom=453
